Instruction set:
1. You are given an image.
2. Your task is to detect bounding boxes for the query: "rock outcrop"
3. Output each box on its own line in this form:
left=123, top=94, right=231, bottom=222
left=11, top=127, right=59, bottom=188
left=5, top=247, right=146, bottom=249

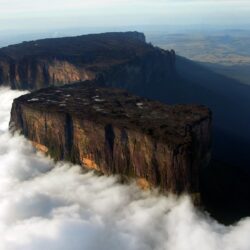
left=10, top=82, right=211, bottom=195
left=3, top=31, right=250, bottom=170
left=0, top=32, right=176, bottom=90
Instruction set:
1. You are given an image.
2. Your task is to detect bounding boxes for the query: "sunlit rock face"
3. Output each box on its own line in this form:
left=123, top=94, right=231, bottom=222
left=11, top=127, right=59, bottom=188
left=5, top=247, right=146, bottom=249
left=10, top=82, right=211, bottom=195
left=0, top=32, right=175, bottom=91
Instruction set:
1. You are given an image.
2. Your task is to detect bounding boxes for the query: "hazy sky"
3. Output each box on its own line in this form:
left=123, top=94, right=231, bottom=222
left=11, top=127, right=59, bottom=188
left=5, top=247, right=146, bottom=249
left=0, top=0, right=250, bottom=32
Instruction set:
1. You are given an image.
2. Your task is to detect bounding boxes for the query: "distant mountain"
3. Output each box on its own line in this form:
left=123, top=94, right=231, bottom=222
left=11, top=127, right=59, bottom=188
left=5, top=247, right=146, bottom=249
left=1, top=31, right=250, bottom=169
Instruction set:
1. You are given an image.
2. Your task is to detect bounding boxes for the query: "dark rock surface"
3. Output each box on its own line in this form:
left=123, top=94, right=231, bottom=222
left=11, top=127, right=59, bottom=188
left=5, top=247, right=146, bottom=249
left=0, top=31, right=175, bottom=91
left=10, top=82, right=211, bottom=195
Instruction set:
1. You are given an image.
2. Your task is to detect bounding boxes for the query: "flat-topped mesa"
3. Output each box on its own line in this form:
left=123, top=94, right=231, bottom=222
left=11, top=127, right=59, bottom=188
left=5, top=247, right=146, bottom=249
left=0, top=31, right=175, bottom=90
left=10, top=82, right=211, bottom=195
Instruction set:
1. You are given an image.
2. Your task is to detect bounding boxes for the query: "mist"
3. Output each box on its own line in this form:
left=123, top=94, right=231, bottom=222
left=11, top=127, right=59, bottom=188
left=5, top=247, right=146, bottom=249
left=1, top=87, right=250, bottom=250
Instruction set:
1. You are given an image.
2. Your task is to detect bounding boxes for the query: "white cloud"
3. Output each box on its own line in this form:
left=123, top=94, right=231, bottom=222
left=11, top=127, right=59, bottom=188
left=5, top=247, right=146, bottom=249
left=1, top=87, right=250, bottom=249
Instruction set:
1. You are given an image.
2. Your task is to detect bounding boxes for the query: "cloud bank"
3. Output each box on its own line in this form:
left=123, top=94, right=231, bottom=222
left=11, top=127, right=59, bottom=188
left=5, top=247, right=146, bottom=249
left=0, top=87, right=250, bottom=250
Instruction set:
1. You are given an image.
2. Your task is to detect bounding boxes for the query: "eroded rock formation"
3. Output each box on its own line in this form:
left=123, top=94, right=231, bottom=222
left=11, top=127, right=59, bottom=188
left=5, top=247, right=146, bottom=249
left=0, top=32, right=176, bottom=90
left=10, top=82, right=211, bottom=195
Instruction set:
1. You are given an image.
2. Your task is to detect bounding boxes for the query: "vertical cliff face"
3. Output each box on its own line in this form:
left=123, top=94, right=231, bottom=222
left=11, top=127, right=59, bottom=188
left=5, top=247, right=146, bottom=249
left=0, top=56, right=95, bottom=90
left=0, top=32, right=176, bottom=91
left=98, top=49, right=176, bottom=96
left=10, top=83, right=211, bottom=195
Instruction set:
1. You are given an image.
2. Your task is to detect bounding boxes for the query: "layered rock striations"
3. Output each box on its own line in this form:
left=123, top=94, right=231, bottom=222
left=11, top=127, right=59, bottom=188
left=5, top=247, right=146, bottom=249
left=0, top=32, right=176, bottom=90
left=10, top=82, right=211, bottom=195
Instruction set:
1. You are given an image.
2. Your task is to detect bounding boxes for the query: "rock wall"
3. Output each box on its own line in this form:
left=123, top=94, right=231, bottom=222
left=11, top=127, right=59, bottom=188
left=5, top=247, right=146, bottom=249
left=0, top=32, right=175, bottom=91
left=0, top=57, right=95, bottom=89
left=10, top=83, right=211, bottom=195
left=98, top=49, right=176, bottom=96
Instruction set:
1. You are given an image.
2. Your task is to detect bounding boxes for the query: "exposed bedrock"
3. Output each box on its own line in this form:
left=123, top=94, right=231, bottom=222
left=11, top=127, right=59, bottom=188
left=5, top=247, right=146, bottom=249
left=10, top=83, right=212, bottom=195
left=0, top=31, right=175, bottom=91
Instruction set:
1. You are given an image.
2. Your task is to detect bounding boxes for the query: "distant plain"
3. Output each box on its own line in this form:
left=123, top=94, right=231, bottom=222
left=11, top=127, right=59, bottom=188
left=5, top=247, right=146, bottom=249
left=148, top=29, right=250, bottom=85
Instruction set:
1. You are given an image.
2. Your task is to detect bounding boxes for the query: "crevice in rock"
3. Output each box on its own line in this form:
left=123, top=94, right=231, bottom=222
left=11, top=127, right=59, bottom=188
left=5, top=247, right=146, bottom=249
left=105, top=124, right=115, bottom=172
left=65, top=113, right=74, bottom=161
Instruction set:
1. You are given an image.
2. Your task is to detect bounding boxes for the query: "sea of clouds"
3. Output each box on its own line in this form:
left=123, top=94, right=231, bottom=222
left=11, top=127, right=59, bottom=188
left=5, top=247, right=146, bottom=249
left=0, top=87, right=250, bottom=250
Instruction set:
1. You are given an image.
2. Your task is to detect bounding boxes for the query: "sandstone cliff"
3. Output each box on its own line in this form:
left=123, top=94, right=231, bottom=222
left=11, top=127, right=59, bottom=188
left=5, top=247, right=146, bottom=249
left=10, top=82, right=211, bottom=195
left=0, top=32, right=175, bottom=90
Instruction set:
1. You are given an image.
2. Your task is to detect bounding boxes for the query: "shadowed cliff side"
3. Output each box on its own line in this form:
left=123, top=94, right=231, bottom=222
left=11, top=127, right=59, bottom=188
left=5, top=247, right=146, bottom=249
left=10, top=82, right=212, bottom=196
